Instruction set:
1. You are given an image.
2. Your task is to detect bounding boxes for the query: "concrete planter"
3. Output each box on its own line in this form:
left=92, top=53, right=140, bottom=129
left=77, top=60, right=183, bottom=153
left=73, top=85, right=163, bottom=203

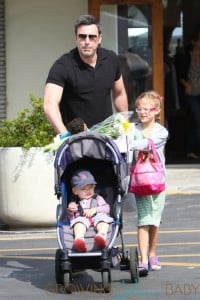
left=0, top=147, right=57, bottom=228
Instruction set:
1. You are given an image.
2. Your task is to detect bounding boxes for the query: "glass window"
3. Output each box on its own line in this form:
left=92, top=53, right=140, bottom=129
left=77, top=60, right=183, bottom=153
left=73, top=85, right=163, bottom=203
left=100, top=4, right=153, bottom=110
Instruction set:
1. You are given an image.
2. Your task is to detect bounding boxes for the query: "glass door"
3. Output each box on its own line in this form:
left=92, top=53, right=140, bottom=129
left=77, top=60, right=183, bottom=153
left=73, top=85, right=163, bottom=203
left=89, top=0, right=164, bottom=123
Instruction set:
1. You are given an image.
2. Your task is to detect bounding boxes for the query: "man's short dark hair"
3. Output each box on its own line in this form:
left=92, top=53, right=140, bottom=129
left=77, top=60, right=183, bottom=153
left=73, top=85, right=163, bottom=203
left=74, top=14, right=102, bottom=35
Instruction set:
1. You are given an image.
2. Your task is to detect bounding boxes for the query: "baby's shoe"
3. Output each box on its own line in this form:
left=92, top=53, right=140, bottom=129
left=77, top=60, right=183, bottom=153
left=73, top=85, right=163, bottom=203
left=94, top=233, right=106, bottom=249
left=74, top=238, right=87, bottom=252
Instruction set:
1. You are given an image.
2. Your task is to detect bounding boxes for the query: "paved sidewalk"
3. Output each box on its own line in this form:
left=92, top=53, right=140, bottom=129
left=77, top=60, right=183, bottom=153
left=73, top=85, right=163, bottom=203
left=166, top=164, right=200, bottom=195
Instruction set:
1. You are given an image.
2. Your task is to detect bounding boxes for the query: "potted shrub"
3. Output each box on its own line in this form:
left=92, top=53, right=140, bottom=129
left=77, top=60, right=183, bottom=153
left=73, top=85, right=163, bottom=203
left=0, top=94, right=57, bottom=228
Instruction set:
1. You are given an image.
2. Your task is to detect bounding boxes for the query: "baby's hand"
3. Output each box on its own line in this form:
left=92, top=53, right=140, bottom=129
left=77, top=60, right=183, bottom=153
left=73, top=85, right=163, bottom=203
left=84, top=208, right=97, bottom=217
left=68, top=202, right=78, bottom=212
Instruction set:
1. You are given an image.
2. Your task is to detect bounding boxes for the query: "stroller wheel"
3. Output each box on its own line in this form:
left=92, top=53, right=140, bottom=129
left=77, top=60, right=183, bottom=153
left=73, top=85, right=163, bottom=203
left=129, top=247, right=139, bottom=283
left=55, top=249, right=64, bottom=285
left=101, top=270, right=111, bottom=293
left=63, top=272, right=73, bottom=294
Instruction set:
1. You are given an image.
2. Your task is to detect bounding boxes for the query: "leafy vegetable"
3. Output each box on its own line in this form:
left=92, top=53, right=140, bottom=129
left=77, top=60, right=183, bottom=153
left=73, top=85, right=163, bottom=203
left=90, top=112, right=133, bottom=138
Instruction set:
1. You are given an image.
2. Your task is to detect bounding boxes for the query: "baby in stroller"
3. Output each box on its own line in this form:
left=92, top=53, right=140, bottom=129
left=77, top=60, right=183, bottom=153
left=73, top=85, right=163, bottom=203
left=67, top=169, right=114, bottom=252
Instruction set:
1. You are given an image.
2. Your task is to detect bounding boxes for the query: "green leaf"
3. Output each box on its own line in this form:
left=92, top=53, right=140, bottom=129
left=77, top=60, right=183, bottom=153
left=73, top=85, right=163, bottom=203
left=0, top=94, right=55, bottom=149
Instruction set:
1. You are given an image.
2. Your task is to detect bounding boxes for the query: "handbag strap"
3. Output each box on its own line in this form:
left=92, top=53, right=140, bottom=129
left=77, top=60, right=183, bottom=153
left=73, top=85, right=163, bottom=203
left=148, top=139, right=159, bottom=161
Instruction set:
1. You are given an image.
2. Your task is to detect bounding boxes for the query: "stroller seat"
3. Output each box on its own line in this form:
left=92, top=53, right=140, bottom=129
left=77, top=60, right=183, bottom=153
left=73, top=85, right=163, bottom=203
left=63, top=223, right=114, bottom=252
left=57, top=184, right=118, bottom=253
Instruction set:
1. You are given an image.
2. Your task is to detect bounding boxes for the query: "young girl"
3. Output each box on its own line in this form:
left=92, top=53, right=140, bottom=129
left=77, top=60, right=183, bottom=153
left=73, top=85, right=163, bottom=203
left=131, top=90, right=168, bottom=276
left=67, top=169, right=113, bottom=252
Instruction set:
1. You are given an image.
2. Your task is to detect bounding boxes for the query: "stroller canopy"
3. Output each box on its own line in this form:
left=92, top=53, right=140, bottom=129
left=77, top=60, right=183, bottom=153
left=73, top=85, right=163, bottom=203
left=54, top=132, right=128, bottom=192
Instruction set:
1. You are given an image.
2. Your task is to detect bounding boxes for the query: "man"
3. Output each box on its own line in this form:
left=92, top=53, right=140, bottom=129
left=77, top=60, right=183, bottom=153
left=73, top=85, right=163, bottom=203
left=43, top=14, right=128, bottom=134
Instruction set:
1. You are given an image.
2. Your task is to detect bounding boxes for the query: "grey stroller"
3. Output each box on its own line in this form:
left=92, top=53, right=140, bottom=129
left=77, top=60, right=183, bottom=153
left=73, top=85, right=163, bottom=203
left=54, top=131, right=139, bottom=293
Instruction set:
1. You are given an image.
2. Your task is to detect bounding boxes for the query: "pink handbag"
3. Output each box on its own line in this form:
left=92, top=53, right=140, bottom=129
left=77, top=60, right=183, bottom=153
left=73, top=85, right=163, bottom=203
left=129, top=139, right=165, bottom=196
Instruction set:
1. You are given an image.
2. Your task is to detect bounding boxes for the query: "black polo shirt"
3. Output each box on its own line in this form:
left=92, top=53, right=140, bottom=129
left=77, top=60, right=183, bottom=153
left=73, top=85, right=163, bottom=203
left=46, top=47, right=121, bottom=127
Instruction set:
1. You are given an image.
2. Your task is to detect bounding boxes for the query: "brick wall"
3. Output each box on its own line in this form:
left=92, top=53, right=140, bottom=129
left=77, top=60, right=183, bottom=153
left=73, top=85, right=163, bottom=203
left=0, top=0, right=6, bottom=122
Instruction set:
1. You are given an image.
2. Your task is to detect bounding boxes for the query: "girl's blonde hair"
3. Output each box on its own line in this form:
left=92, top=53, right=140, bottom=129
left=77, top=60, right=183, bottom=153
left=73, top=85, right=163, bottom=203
left=135, top=90, right=163, bottom=123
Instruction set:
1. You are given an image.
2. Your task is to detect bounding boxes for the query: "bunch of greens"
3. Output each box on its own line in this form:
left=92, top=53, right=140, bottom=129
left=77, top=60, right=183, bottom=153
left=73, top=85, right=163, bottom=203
left=0, top=94, right=54, bottom=149
left=90, top=112, right=132, bottom=138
